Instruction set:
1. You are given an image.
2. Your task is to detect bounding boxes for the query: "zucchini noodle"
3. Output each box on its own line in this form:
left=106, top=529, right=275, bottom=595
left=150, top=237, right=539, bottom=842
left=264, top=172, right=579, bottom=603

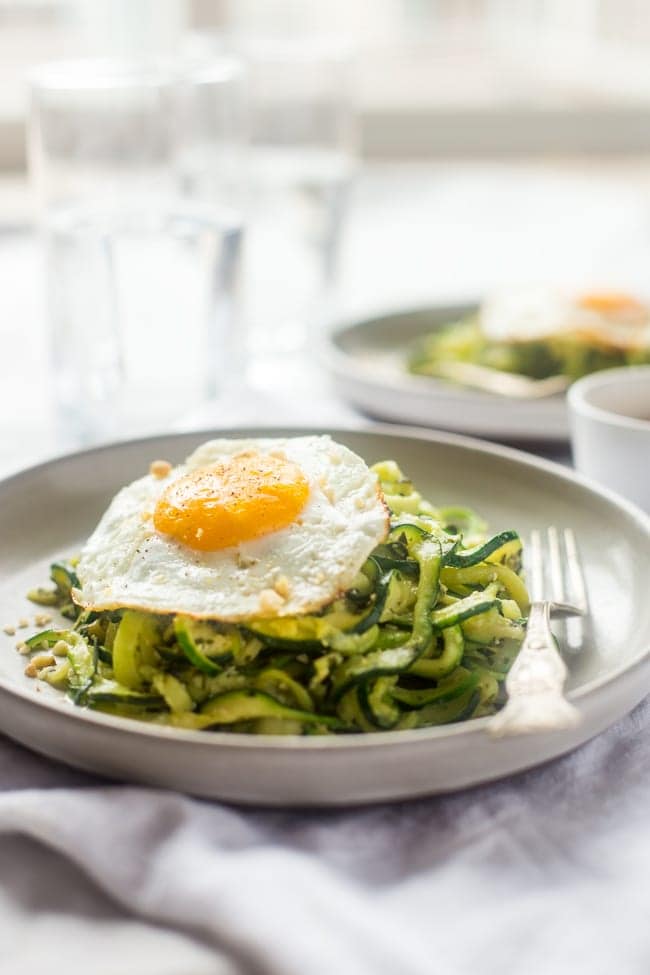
left=409, top=316, right=650, bottom=382
left=25, top=461, right=529, bottom=735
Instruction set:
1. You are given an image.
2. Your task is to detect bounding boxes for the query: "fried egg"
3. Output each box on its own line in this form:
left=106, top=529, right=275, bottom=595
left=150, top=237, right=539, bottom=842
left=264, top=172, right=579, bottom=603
left=74, top=436, right=389, bottom=620
left=481, top=286, right=650, bottom=350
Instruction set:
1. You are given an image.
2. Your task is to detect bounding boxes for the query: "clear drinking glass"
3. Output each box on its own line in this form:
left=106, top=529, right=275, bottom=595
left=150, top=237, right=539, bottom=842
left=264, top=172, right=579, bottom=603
left=238, top=38, right=357, bottom=389
left=29, top=58, right=245, bottom=445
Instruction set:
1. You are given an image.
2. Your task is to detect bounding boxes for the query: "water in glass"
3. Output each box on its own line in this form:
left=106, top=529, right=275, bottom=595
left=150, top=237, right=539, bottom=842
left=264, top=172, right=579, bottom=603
left=45, top=200, right=242, bottom=443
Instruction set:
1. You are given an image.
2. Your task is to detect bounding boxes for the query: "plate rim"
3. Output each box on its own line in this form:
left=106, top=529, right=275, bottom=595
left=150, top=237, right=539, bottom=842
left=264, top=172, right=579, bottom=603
left=326, top=300, right=498, bottom=402
left=1, top=421, right=649, bottom=752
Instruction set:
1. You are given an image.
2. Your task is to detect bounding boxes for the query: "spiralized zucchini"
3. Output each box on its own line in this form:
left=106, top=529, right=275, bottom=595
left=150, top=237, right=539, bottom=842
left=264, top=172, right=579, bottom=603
left=409, top=316, right=650, bottom=382
left=25, top=461, right=529, bottom=735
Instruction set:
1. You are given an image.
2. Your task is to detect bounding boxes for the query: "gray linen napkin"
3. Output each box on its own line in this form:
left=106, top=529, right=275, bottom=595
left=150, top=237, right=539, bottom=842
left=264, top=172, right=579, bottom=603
left=1, top=694, right=649, bottom=975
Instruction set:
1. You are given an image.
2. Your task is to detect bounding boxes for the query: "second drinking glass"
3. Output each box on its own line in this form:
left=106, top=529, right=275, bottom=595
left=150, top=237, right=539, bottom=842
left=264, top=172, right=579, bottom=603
left=239, top=38, right=357, bottom=390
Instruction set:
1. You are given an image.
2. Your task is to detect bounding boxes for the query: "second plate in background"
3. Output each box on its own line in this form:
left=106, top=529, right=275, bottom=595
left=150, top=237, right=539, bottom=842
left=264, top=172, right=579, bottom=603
left=325, top=303, right=568, bottom=441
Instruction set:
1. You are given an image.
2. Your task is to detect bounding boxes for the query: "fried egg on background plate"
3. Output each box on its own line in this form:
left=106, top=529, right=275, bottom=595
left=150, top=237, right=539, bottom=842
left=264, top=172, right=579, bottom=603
left=74, top=436, right=389, bottom=621
left=481, top=287, right=650, bottom=350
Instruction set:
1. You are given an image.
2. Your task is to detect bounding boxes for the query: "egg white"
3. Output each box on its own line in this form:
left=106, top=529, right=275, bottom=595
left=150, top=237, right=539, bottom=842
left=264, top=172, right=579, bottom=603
left=74, top=436, right=389, bottom=621
left=480, top=287, right=579, bottom=342
left=480, top=286, right=650, bottom=350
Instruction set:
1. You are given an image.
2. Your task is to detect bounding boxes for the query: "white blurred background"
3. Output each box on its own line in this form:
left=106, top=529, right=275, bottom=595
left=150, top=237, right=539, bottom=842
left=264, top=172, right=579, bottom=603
left=3, top=0, right=650, bottom=165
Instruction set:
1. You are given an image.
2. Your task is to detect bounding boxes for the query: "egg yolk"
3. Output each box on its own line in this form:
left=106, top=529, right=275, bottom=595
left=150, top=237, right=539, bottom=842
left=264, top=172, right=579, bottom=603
left=577, top=291, right=647, bottom=320
left=153, top=453, right=310, bottom=551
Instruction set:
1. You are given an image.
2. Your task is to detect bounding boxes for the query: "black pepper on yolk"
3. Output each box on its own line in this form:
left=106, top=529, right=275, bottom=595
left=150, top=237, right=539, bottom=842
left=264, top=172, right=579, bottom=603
left=153, top=453, right=310, bottom=552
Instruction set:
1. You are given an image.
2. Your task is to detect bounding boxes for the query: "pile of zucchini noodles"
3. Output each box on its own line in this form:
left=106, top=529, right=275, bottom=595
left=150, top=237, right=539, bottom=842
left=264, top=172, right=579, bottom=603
left=409, top=315, right=650, bottom=381
left=25, top=461, right=529, bottom=734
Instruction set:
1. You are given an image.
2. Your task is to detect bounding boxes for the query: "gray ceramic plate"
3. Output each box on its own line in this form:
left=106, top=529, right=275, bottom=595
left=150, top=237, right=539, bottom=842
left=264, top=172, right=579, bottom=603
left=326, top=304, right=568, bottom=440
left=1, top=426, right=649, bottom=806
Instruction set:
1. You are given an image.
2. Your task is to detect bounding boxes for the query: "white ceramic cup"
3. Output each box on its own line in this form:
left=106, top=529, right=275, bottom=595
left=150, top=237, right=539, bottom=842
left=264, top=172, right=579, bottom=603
left=568, top=366, right=650, bottom=511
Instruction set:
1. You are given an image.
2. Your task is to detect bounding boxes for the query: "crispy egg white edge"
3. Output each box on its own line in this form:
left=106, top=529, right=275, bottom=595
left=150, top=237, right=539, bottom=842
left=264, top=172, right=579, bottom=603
left=73, top=435, right=390, bottom=621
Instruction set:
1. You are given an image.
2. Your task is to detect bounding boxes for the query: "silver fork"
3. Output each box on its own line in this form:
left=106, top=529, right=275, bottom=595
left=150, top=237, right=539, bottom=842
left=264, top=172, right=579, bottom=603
left=488, top=527, right=588, bottom=737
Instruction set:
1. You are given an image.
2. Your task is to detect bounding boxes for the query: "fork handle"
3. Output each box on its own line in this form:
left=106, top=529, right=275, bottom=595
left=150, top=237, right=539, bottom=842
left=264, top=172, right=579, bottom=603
left=488, top=601, right=580, bottom=736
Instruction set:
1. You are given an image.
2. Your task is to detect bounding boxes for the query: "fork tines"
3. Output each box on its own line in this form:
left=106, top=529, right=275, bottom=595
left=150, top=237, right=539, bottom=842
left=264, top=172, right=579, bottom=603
left=528, top=527, right=588, bottom=653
